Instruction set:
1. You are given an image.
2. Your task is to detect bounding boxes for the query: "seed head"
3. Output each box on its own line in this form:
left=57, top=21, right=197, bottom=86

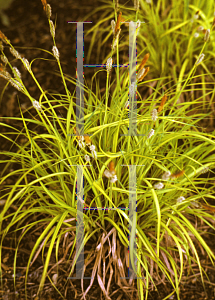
left=22, top=58, right=31, bottom=71
left=112, top=28, right=121, bottom=51
left=84, top=135, right=91, bottom=145
left=137, top=66, right=150, bottom=82
left=151, top=109, right=158, bottom=121
left=197, top=26, right=204, bottom=31
left=196, top=53, right=205, bottom=65
left=190, top=11, right=199, bottom=23
left=138, top=53, right=150, bottom=71
left=0, top=42, right=3, bottom=52
left=0, top=70, right=11, bottom=80
left=0, top=55, right=8, bottom=64
left=115, top=28, right=121, bottom=40
left=33, top=100, right=42, bottom=111
left=110, top=175, right=118, bottom=183
left=74, top=127, right=81, bottom=140
left=204, top=29, right=210, bottom=42
left=41, top=0, right=47, bottom=10
left=158, top=94, right=168, bottom=113
left=177, top=196, right=185, bottom=203
left=84, top=154, right=90, bottom=162
left=104, top=169, right=112, bottom=178
left=9, top=79, right=22, bottom=91
left=90, top=144, right=96, bottom=151
left=0, top=30, right=10, bottom=44
left=124, top=100, right=129, bottom=109
left=200, top=166, right=209, bottom=174
left=115, top=12, right=122, bottom=35
left=137, top=68, right=145, bottom=81
left=162, top=171, right=171, bottom=180
left=134, top=0, right=139, bottom=10
left=147, top=129, right=154, bottom=139
left=111, top=20, right=116, bottom=35
left=103, top=163, right=118, bottom=183
left=106, top=57, right=113, bottom=73
left=52, top=46, right=60, bottom=60
left=90, top=144, right=97, bottom=159
left=109, top=161, right=116, bottom=175
left=154, top=182, right=164, bottom=190
left=50, top=20, right=55, bottom=38
left=171, top=170, right=185, bottom=179
left=78, top=140, right=85, bottom=149
left=46, top=4, right=51, bottom=19
left=193, top=32, right=199, bottom=38
left=190, top=201, right=200, bottom=208
left=10, top=48, right=21, bottom=60
left=91, top=149, right=97, bottom=159
left=13, top=67, right=21, bottom=79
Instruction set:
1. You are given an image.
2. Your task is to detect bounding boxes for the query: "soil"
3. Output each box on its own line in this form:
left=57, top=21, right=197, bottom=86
left=0, top=0, right=215, bottom=299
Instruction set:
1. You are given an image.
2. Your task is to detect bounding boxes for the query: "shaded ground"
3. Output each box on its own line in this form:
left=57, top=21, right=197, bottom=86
left=0, top=0, right=215, bottom=299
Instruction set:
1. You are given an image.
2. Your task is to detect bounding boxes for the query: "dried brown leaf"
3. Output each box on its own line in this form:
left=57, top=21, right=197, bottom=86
left=97, top=273, right=112, bottom=300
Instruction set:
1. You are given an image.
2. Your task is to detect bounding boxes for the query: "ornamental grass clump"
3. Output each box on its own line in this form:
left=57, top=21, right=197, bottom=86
left=0, top=1, right=215, bottom=300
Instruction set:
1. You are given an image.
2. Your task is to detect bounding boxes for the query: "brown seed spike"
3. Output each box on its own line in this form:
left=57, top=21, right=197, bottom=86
left=109, top=161, right=115, bottom=171
left=74, top=127, right=81, bottom=140
left=158, top=94, right=168, bottom=113
left=0, top=31, right=9, bottom=44
left=115, top=12, right=122, bottom=34
left=84, top=136, right=91, bottom=145
left=201, top=203, right=215, bottom=213
left=138, top=66, right=150, bottom=82
left=0, top=63, right=4, bottom=72
left=109, top=161, right=116, bottom=175
left=170, top=170, right=184, bottom=179
left=139, top=53, right=150, bottom=71
left=41, top=0, right=47, bottom=10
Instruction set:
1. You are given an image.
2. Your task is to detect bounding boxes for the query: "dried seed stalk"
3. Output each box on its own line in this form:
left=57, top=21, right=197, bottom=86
left=201, top=203, right=215, bottom=213
left=138, top=53, right=150, bottom=71
left=0, top=30, right=10, bottom=44
left=115, top=12, right=122, bottom=35
left=158, top=94, right=168, bottom=113
left=0, top=62, right=4, bottom=72
left=109, top=161, right=116, bottom=175
left=41, top=0, right=47, bottom=10
left=46, top=4, right=51, bottom=18
left=204, top=29, right=210, bottom=42
left=137, top=66, right=150, bottom=82
left=196, top=53, right=205, bottom=65
left=84, top=135, right=91, bottom=145
left=171, top=170, right=185, bottom=179
left=74, top=127, right=81, bottom=140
